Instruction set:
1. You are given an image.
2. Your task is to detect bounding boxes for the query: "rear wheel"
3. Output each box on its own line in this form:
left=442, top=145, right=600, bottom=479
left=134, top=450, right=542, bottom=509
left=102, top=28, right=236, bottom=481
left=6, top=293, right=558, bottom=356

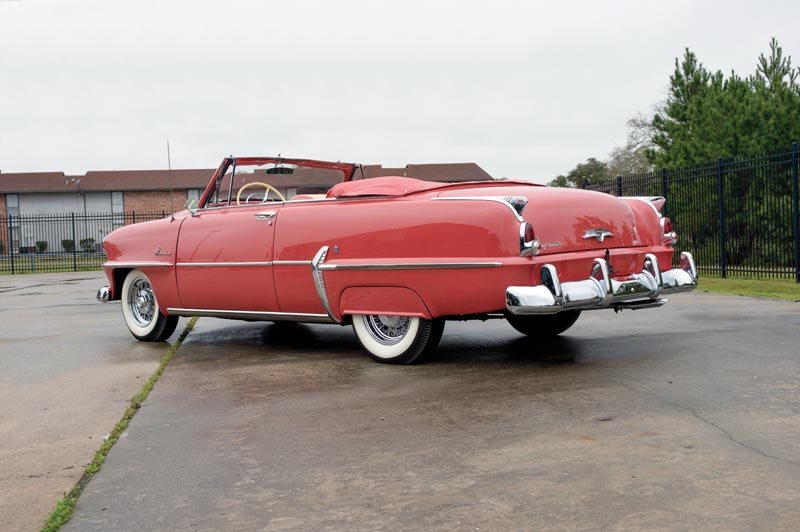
left=352, top=314, right=438, bottom=364
left=506, top=310, right=581, bottom=337
left=121, top=269, right=179, bottom=342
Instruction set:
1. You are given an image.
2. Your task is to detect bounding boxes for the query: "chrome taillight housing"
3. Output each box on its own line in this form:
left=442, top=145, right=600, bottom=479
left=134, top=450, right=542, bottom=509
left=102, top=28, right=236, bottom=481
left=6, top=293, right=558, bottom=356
left=660, top=217, right=677, bottom=245
left=520, top=222, right=539, bottom=256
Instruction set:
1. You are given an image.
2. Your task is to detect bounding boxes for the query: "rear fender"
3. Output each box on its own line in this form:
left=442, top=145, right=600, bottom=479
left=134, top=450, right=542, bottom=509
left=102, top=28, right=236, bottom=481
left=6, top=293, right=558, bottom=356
left=339, top=287, right=432, bottom=319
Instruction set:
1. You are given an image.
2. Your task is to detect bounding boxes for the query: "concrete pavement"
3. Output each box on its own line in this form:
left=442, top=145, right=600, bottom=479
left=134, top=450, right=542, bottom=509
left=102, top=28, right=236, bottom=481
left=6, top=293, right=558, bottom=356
left=0, top=272, right=181, bottom=531
left=65, top=291, right=800, bottom=531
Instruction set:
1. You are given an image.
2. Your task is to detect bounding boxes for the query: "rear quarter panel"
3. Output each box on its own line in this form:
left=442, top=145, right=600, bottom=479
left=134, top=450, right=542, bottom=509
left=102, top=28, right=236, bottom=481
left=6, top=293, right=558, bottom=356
left=274, top=198, right=533, bottom=318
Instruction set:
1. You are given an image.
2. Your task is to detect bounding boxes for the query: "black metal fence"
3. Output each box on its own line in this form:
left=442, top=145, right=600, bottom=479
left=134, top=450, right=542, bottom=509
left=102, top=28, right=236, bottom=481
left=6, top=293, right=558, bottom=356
left=0, top=211, right=169, bottom=274
left=585, top=142, right=800, bottom=282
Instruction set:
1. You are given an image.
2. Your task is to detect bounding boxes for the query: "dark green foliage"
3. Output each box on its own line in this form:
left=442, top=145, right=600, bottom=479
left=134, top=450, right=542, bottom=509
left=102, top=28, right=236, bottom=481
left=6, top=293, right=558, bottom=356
left=61, top=239, right=75, bottom=252
left=35, top=240, right=48, bottom=253
left=79, top=238, right=95, bottom=252
left=549, top=158, right=610, bottom=188
left=651, top=38, right=800, bottom=167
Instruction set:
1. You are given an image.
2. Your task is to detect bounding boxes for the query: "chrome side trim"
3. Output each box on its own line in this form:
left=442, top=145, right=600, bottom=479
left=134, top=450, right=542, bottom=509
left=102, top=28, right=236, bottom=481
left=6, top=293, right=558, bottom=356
left=317, top=261, right=502, bottom=271
left=431, top=196, right=525, bottom=223
left=176, top=261, right=273, bottom=267
left=166, top=308, right=334, bottom=324
left=311, top=246, right=338, bottom=322
left=103, top=261, right=172, bottom=268
left=273, top=260, right=313, bottom=266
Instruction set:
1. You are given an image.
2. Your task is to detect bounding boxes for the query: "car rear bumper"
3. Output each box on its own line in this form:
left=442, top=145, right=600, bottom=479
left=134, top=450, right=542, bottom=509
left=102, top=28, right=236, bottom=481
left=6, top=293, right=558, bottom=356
left=506, top=251, right=697, bottom=315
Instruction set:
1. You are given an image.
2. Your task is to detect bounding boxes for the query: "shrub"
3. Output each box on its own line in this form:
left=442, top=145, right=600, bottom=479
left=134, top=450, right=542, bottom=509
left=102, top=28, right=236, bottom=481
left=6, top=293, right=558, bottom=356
left=0, top=240, right=5, bottom=254
left=62, top=239, right=75, bottom=252
left=79, top=238, right=96, bottom=253
left=36, top=240, right=48, bottom=253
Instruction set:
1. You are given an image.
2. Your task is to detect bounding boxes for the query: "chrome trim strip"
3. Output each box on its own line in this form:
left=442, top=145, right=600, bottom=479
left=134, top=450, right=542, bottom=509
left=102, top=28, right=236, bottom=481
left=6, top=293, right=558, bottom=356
left=176, top=261, right=273, bottom=267
left=273, top=260, right=313, bottom=266
left=431, top=196, right=525, bottom=222
left=317, top=261, right=502, bottom=271
left=311, top=246, right=339, bottom=323
left=103, top=261, right=172, bottom=268
left=166, top=308, right=334, bottom=324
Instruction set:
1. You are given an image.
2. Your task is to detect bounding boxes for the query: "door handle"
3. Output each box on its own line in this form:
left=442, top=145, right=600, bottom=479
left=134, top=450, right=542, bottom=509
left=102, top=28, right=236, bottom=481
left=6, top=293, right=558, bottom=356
left=255, top=211, right=277, bottom=225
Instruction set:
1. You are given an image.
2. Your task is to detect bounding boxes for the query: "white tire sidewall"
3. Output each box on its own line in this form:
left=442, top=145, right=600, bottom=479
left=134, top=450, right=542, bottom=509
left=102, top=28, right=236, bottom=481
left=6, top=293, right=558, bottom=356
left=121, top=269, right=159, bottom=338
left=352, top=314, right=420, bottom=360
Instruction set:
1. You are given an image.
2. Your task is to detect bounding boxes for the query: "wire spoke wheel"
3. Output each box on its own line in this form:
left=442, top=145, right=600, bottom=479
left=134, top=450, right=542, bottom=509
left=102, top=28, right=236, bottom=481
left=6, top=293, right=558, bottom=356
left=128, top=278, right=156, bottom=327
left=352, top=314, right=441, bottom=364
left=363, top=315, right=411, bottom=345
left=120, top=269, right=179, bottom=342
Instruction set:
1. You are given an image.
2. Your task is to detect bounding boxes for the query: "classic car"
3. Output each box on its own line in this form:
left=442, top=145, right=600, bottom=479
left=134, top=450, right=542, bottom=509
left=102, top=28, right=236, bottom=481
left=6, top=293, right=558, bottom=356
left=97, top=156, right=698, bottom=364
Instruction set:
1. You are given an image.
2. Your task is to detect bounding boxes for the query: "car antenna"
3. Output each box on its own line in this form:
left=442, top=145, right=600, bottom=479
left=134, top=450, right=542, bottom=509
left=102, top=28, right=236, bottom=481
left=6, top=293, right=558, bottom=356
left=166, top=139, right=175, bottom=222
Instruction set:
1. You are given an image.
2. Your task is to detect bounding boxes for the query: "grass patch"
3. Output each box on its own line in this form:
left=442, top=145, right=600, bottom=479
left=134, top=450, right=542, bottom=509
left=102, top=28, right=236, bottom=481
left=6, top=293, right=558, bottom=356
left=41, top=317, right=198, bottom=532
left=698, top=275, right=800, bottom=301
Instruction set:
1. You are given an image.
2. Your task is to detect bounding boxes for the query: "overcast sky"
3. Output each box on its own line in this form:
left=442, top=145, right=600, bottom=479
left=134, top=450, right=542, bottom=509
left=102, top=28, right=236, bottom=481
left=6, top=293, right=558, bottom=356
left=1, top=0, right=798, bottom=183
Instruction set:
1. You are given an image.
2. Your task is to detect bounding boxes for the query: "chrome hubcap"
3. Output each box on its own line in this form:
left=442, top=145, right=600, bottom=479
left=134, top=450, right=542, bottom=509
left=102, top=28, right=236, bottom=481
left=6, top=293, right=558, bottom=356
left=364, top=315, right=410, bottom=345
left=128, top=278, right=155, bottom=327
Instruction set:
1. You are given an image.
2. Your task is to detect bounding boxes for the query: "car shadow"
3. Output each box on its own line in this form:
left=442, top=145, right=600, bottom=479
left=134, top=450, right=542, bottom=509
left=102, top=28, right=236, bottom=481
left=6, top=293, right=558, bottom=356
left=185, top=320, right=584, bottom=367
left=427, top=334, right=581, bottom=366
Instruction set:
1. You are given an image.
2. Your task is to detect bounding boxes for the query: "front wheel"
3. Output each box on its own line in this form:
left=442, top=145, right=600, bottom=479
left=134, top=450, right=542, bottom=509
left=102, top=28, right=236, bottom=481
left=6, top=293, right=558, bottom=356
left=351, top=314, right=438, bottom=364
left=121, top=269, right=179, bottom=342
left=506, top=310, right=581, bottom=337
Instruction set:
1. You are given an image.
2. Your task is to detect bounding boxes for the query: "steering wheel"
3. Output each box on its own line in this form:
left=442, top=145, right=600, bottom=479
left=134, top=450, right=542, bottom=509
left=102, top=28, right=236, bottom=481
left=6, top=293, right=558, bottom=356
left=236, top=181, right=286, bottom=205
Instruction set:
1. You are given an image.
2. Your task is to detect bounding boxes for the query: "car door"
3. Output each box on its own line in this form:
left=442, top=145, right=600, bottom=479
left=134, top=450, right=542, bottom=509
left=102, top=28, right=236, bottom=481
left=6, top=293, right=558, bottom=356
left=175, top=204, right=280, bottom=311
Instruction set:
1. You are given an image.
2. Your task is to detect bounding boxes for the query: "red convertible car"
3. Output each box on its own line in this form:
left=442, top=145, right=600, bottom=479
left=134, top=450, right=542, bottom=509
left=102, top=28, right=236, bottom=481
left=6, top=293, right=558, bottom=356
left=97, top=156, right=697, bottom=364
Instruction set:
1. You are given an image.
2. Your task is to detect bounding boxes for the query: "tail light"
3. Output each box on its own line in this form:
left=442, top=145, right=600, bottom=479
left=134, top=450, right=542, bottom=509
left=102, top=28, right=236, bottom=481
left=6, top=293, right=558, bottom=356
left=520, top=222, right=539, bottom=256
left=660, top=217, right=677, bottom=245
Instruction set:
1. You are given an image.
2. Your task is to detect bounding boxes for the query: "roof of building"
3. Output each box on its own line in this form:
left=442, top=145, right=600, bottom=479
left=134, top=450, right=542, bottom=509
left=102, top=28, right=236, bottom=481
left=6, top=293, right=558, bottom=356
left=0, top=163, right=492, bottom=194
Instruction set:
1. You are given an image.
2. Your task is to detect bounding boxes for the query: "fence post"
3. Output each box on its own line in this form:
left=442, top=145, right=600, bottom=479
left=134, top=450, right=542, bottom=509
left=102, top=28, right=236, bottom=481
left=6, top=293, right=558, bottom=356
left=71, top=212, right=78, bottom=272
left=717, top=157, right=727, bottom=278
left=7, top=214, right=14, bottom=275
left=615, top=176, right=623, bottom=197
left=791, top=141, right=800, bottom=283
left=660, top=169, right=669, bottom=216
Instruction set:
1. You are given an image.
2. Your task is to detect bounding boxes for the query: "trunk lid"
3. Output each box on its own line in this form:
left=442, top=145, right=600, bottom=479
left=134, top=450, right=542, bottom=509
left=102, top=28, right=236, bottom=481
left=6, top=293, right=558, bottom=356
left=435, top=184, right=645, bottom=254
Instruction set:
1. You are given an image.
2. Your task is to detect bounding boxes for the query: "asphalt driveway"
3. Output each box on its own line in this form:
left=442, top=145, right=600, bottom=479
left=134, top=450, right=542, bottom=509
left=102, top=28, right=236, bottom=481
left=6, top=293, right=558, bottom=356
left=0, top=272, right=178, bottom=531
left=62, top=290, right=800, bottom=531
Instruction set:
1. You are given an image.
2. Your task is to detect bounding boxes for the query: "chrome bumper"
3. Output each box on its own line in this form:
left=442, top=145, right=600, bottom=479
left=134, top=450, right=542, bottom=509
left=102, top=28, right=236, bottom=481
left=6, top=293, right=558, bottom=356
left=97, top=286, right=110, bottom=303
left=506, top=252, right=697, bottom=315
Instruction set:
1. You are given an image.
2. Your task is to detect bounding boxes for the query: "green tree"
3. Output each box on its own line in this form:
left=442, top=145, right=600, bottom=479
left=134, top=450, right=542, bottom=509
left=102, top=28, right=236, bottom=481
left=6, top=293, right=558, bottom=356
left=650, top=38, right=800, bottom=167
left=548, top=157, right=610, bottom=188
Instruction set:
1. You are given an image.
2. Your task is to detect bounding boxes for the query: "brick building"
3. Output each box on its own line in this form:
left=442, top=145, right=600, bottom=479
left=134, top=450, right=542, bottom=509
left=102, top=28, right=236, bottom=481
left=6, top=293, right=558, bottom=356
left=0, top=162, right=492, bottom=253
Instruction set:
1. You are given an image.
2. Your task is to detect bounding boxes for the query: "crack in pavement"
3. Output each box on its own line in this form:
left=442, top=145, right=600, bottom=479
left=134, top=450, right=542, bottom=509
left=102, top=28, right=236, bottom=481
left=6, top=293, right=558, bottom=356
left=615, top=380, right=800, bottom=469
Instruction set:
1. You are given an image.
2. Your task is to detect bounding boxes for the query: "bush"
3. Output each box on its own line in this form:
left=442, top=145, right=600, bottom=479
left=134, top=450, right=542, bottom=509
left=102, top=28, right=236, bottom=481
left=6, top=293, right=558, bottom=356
left=35, top=240, right=48, bottom=253
left=79, top=238, right=96, bottom=253
left=62, top=239, right=75, bottom=252
left=0, top=240, right=5, bottom=254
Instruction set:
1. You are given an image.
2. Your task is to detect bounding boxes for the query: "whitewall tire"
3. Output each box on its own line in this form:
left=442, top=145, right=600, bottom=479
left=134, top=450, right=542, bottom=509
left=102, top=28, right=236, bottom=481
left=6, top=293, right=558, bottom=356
left=121, top=269, right=179, bottom=342
left=352, top=314, right=437, bottom=364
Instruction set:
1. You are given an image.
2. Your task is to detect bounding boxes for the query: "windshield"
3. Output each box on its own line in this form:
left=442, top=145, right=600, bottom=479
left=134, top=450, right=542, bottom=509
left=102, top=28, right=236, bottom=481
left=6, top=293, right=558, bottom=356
left=201, top=159, right=353, bottom=208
